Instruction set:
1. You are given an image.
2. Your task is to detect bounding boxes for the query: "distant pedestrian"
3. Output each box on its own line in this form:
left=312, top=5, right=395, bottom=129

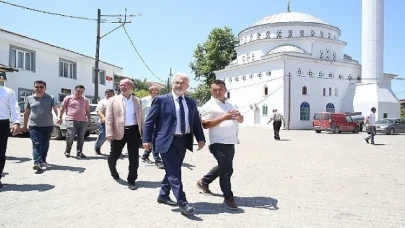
left=141, top=85, right=164, bottom=169
left=196, top=79, right=243, bottom=210
left=267, top=109, right=285, bottom=140
left=364, top=107, right=376, bottom=145
left=0, top=79, right=21, bottom=188
left=22, top=80, right=59, bottom=171
left=94, top=89, right=115, bottom=155
left=58, top=85, right=92, bottom=158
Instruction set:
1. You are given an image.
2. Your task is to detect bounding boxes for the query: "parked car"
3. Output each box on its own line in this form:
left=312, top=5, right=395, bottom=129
left=368, top=118, right=405, bottom=135
left=89, top=104, right=99, bottom=134
left=312, top=112, right=360, bottom=134
left=11, top=101, right=97, bottom=139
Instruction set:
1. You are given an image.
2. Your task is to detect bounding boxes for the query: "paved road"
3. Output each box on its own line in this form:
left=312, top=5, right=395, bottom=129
left=1, top=128, right=404, bottom=228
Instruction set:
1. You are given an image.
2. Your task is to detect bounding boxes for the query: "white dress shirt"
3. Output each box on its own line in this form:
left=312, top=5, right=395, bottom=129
left=200, top=97, right=239, bottom=144
left=172, top=91, right=190, bottom=134
left=0, top=86, right=21, bottom=124
left=141, top=95, right=153, bottom=120
left=121, top=94, right=137, bottom=126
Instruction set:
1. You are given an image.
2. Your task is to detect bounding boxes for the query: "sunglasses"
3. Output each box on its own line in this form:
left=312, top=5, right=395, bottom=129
left=35, top=86, right=45, bottom=89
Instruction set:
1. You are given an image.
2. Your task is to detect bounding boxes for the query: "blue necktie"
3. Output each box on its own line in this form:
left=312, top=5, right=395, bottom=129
left=178, top=96, right=186, bottom=135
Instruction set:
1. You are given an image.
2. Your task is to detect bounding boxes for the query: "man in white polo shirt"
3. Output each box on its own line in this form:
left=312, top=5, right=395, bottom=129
left=196, top=79, right=244, bottom=210
left=365, top=107, right=377, bottom=145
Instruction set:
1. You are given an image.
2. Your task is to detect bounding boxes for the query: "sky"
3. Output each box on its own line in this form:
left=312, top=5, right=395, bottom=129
left=0, top=0, right=404, bottom=98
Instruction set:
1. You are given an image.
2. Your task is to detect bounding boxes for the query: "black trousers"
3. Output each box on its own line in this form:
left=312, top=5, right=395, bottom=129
left=201, top=143, right=235, bottom=200
left=0, top=119, right=10, bottom=180
left=273, top=121, right=282, bottom=139
left=108, top=125, right=140, bottom=184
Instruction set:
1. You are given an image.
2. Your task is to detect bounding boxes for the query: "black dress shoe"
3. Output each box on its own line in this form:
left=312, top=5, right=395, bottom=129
left=110, top=171, right=119, bottom=180
left=155, top=161, right=164, bottom=169
left=179, top=204, right=196, bottom=215
left=157, top=195, right=178, bottom=206
left=128, top=183, right=137, bottom=190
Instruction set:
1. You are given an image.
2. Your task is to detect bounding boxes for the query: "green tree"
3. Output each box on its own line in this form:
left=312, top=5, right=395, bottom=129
left=401, top=108, right=405, bottom=120
left=133, top=89, right=149, bottom=98
left=189, top=27, right=237, bottom=103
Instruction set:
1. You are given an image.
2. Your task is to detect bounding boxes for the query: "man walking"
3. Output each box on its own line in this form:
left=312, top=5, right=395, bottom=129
left=105, top=79, right=143, bottom=190
left=22, top=80, right=59, bottom=170
left=365, top=107, right=377, bottom=145
left=0, top=75, right=20, bottom=188
left=57, top=85, right=91, bottom=158
left=143, top=73, right=205, bottom=215
left=267, top=109, right=285, bottom=140
left=141, top=85, right=164, bottom=169
left=196, top=79, right=243, bottom=210
left=94, top=89, right=115, bottom=155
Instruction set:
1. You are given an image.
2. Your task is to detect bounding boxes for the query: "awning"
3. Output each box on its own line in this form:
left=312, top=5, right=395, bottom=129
left=0, top=64, right=18, bottom=73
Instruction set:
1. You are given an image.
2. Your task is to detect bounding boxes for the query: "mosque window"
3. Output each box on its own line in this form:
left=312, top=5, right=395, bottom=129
left=326, top=49, right=329, bottom=59
left=332, top=53, right=336, bottom=61
left=308, top=70, right=313, bottom=77
left=250, top=34, right=253, bottom=41
left=246, top=53, right=250, bottom=61
left=320, top=50, right=324, bottom=59
left=235, top=76, right=239, bottom=82
left=357, top=76, right=361, bottom=82
left=338, top=74, right=343, bottom=80
left=318, top=71, right=323, bottom=78
left=258, top=72, right=262, bottom=78
left=348, top=75, right=353, bottom=81
left=302, top=86, right=307, bottom=95
left=300, top=102, right=310, bottom=121
left=328, top=87, right=332, bottom=96
left=244, top=36, right=247, bottom=43
left=311, top=30, right=315, bottom=36
left=326, top=103, right=335, bottom=112
left=264, top=85, right=268, bottom=96
left=288, top=30, right=293, bottom=38
left=320, top=31, right=324, bottom=38
left=266, top=31, right=270, bottom=38
left=242, top=56, right=245, bottom=63
left=252, top=53, right=255, bottom=61
left=249, top=74, right=253, bottom=79
left=228, top=77, right=232, bottom=83
left=297, top=68, right=302, bottom=76
left=323, top=88, right=326, bottom=96
left=257, top=32, right=261, bottom=39
left=328, top=73, right=334, bottom=78
left=277, top=30, right=282, bottom=38
left=266, top=70, right=271, bottom=76
left=328, top=33, right=331, bottom=39
left=242, top=75, right=246, bottom=81
left=262, top=104, right=268, bottom=115
left=334, top=88, right=339, bottom=96
left=300, top=30, right=304, bottom=37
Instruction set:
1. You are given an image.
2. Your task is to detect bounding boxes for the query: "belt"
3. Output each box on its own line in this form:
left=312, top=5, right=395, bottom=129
left=124, top=125, right=138, bottom=130
left=174, top=133, right=190, bottom=138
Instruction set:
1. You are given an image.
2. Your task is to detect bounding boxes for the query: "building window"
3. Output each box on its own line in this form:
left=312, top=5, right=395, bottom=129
left=311, top=30, right=315, bottom=36
left=300, top=30, right=304, bottom=37
left=320, top=31, right=324, bottom=38
left=59, top=59, right=77, bottom=79
left=348, top=75, right=353, bottom=81
left=226, top=91, right=230, bottom=99
left=257, top=32, right=261, bottom=39
left=338, top=74, right=343, bottom=80
left=262, top=104, right=268, bottom=115
left=332, top=53, right=336, bottom=61
left=277, top=30, right=282, bottom=38
left=9, top=46, right=35, bottom=72
left=300, top=102, right=310, bottom=121
left=328, top=33, right=331, bottom=39
left=228, top=77, right=232, bottom=83
left=264, top=85, right=268, bottom=96
left=302, top=86, right=307, bottom=95
left=383, top=113, right=388, bottom=118
left=244, top=36, right=247, bottom=43
left=334, top=88, right=339, bottom=96
left=266, top=31, right=270, bottom=38
left=323, top=88, right=326, bottom=96
left=288, top=30, right=293, bottom=38
left=252, top=53, right=255, bottom=61
left=266, top=70, right=271, bottom=76
left=18, top=88, right=34, bottom=102
left=320, top=50, right=324, bottom=59
left=328, top=73, right=333, bottom=78
left=258, top=72, right=262, bottom=78
left=308, top=70, right=313, bottom=77
left=326, top=103, right=335, bottom=113
left=297, top=68, right=302, bottom=76
left=92, top=69, right=106, bottom=85
left=242, top=75, right=246, bottom=81
left=357, top=76, right=361, bottom=82
left=242, top=56, right=245, bottom=63
left=234, top=76, right=239, bottom=82
left=326, top=49, right=329, bottom=59
left=328, top=87, right=332, bottom=96
left=318, top=71, right=323, bottom=78
left=250, top=34, right=253, bottom=41
left=246, top=53, right=250, bottom=61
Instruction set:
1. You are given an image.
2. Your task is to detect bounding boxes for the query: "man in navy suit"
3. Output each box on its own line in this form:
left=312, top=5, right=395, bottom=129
left=143, top=73, right=205, bottom=215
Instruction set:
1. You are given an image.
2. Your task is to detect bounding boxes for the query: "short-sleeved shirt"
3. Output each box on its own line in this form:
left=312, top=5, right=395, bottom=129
left=368, top=112, right=376, bottom=126
left=200, top=97, right=239, bottom=145
left=25, top=93, right=56, bottom=127
left=62, top=95, right=89, bottom=122
left=96, top=98, right=108, bottom=122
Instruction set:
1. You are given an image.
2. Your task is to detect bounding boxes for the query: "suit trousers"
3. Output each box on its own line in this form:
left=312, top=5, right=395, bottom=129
left=108, top=125, right=140, bottom=184
left=201, top=143, right=235, bottom=200
left=0, top=119, right=10, bottom=180
left=159, top=135, right=188, bottom=206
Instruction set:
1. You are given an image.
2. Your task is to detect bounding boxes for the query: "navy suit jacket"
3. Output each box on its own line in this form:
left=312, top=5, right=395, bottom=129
left=143, top=93, right=205, bottom=153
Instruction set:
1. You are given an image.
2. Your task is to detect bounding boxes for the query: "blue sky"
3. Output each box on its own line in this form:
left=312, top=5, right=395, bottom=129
left=1, top=0, right=404, bottom=98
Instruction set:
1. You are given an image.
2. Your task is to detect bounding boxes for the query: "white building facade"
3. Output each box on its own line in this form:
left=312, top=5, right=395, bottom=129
left=0, top=29, right=122, bottom=104
left=214, top=11, right=398, bottom=129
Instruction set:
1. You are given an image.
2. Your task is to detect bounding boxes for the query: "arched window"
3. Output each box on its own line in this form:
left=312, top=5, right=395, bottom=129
left=262, top=104, right=268, bottom=115
left=226, top=91, right=230, bottom=99
left=326, top=103, right=335, bottom=113
left=300, top=102, right=310, bottom=121
left=264, top=85, right=268, bottom=96
left=302, top=86, right=307, bottom=95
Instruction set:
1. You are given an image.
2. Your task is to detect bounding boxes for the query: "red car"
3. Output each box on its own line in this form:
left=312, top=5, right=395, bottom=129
left=312, top=112, right=360, bottom=134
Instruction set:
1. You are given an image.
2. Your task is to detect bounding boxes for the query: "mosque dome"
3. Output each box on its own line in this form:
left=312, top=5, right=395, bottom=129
left=253, top=12, right=329, bottom=26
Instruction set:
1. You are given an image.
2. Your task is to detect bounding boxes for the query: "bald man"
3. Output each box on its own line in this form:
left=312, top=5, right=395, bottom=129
left=141, top=85, right=164, bottom=169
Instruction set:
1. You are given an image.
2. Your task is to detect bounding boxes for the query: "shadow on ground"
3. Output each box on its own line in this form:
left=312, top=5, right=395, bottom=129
left=0, top=183, right=55, bottom=192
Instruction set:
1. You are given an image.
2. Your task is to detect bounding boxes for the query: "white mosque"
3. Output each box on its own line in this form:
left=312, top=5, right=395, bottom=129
left=214, top=0, right=400, bottom=129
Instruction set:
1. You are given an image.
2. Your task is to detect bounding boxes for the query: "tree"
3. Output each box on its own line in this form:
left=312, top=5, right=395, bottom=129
left=133, top=89, right=149, bottom=98
left=401, top=108, right=405, bottom=120
left=189, top=27, right=237, bottom=103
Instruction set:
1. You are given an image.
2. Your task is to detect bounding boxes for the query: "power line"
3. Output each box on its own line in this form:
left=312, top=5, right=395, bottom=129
left=121, top=25, right=164, bottom=83
left=0, top=0, right=97, bottom=20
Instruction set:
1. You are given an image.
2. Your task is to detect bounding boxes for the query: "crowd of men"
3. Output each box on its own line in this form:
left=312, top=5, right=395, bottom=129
left=0, top=73, right=244, bottom=215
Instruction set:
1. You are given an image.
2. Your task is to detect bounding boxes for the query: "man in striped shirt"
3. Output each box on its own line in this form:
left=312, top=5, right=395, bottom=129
left=267, top=109, right=284, bottom=140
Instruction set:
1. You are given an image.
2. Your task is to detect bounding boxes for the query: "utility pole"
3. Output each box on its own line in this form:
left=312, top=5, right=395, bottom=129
left=93, top=8, right=141, bottom=104
left=167, top=68, right=172, bottom=89
left=287, top=72, right=291, bottom=130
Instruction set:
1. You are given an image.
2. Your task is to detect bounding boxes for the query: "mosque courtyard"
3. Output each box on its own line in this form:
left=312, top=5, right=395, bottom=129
left=1, top=127, right=404, bottom=228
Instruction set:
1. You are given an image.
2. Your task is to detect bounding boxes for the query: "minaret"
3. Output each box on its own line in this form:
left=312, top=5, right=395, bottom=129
left=353, top=0, right=400, bottom=119
left=287, top=0, right=291, bottom=13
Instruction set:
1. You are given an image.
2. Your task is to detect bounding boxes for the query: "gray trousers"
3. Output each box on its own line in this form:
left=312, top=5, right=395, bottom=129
left=65, top=120, right=87, bottom=153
